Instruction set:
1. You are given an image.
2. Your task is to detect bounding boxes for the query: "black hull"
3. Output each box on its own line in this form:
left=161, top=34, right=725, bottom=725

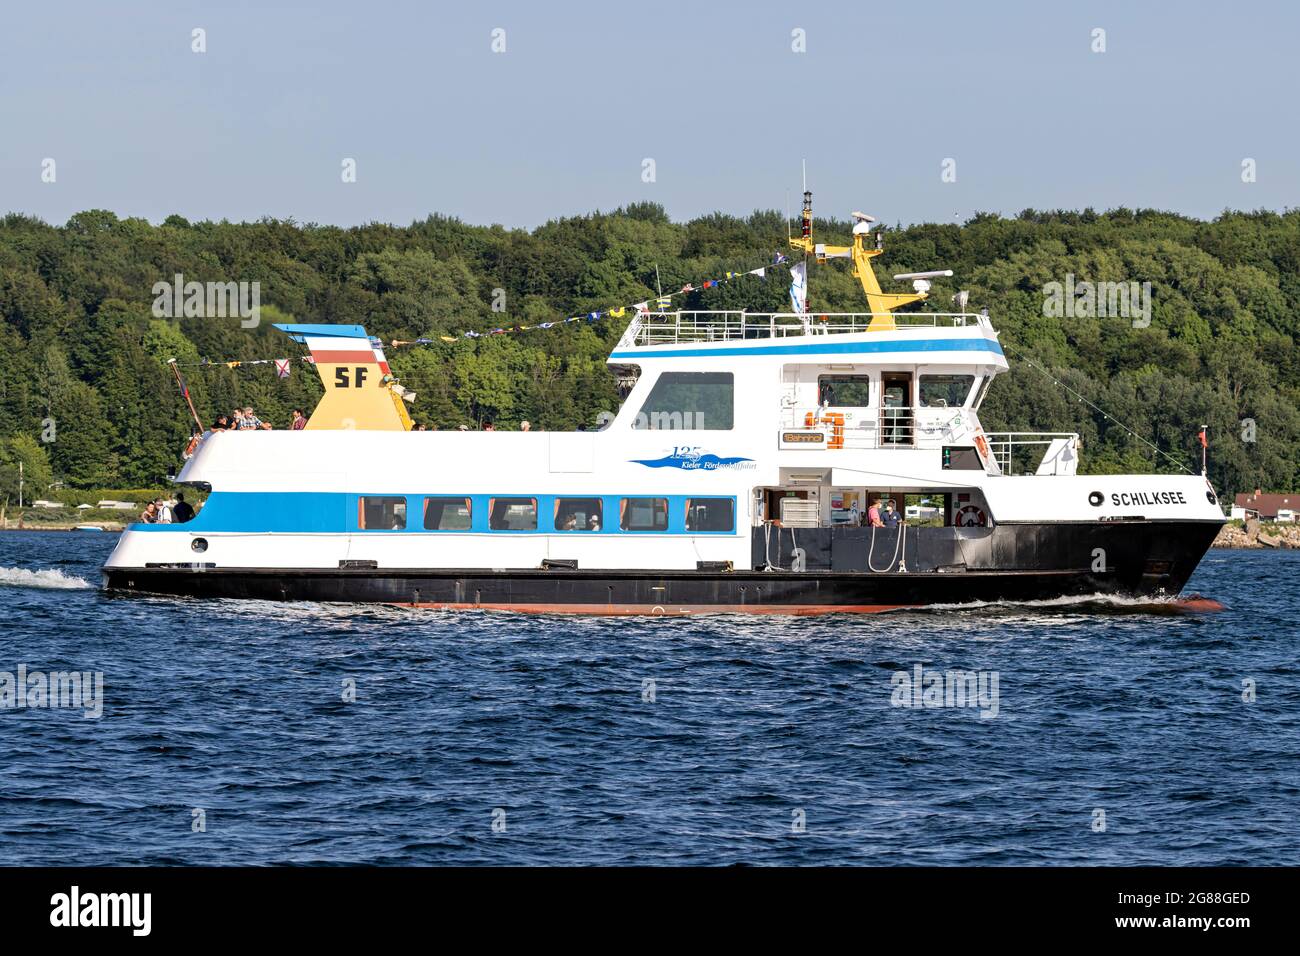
left=102, top=520, right=1223, bottom=615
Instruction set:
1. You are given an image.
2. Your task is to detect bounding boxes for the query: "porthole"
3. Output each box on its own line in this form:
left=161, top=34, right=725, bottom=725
left=1088, top=491, right=1104, bottom=507
left=191, top=537, right=208, bottom=553
left=1205, top=490, right=1218, bottom=505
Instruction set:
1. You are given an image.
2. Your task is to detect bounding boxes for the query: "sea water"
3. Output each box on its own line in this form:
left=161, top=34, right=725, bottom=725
left=0, top=531, right=1296, bottom=865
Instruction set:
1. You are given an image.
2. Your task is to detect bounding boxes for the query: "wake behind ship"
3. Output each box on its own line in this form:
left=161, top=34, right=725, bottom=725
left=102, top=201, right=1225, bottom=613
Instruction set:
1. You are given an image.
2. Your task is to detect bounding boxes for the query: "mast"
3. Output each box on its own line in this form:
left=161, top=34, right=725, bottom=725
left=787, top=188, right=931, bottom=330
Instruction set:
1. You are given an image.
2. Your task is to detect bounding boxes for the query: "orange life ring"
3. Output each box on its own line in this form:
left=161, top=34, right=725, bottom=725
left=954, top=504, right=987, bottom=527
left=825, top=411, right=844, bottom=449
left=803, top=410, right=844, bottom=448
left=973, top=432, right=991, bottom=461
left=183, top=434, right=201, bottom=459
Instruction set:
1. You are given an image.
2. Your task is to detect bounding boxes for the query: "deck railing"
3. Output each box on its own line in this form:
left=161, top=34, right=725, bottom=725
left=782, top=407, right=959, bottom=450
left=983, top=432, right=1080, bottom=476
left=622, top=310, right=987, bottom=347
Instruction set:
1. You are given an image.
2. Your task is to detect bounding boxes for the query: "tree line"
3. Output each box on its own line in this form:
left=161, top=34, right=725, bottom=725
left=0, top=203, right=1296, bottom=502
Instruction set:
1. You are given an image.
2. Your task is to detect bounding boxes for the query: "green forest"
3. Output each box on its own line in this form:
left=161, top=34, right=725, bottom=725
left=0, top=203, right=1297, bottom=505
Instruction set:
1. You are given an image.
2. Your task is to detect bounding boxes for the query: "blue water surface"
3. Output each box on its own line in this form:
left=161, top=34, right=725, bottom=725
left=0, top=531, right=1296, bottom=865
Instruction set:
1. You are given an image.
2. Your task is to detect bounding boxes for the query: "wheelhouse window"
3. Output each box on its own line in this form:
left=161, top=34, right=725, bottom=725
left=359, top=496, right=406, bottom=530
left=817, top=375, right=871, bottom=407
left=919, top=374, right=975, bottom=408
left=423, top=496, right=472, bottom=530
left=633, top=372, right=734, bottom=430
left=488, top=497, right=537, bottom=531
left=620, top=497, right=669, bottom=531
left=554, top=497, right=603, bottom=532
left=685, top=497, right=734, bottom=532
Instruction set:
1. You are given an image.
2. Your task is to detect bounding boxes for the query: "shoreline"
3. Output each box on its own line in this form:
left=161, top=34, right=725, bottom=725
left=1213, top=521, right=1300, bottom=550
left=0, top=522, right=126, bottom=532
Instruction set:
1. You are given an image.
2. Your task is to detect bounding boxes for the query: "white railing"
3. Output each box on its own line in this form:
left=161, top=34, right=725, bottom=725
left=783, top=407, right=967, bottom=450
left=622, top=310, right=986, bottom=347
left=984, top=432, right=1080, bottom=476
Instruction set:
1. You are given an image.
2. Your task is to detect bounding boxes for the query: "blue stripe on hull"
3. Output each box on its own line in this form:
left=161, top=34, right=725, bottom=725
left=129, top=492, right=738, bottom=535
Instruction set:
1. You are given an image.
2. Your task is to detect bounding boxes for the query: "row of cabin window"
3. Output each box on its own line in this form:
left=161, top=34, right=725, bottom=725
left=357, top=495, right=736, bottom=533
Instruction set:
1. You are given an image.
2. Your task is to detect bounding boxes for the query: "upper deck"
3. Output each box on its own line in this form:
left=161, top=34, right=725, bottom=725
left=610, top=311, right=1007, bottom=370
left=617, top=310, right=991, bottom=348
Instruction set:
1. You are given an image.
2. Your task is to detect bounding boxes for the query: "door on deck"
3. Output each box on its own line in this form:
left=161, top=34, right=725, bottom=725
left=881, top=372, right=913, bottom=446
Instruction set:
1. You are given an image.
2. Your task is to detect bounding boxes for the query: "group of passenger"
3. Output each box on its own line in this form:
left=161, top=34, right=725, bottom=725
left=139, top=492, right=196, bottom=524
left=207, top=411, right=542, bottom=432
left=210, top=408, right=308, bottom=431
left=426, top=420, right=532, bottom=432
left=856, top=497, right=903, bottom=528
left=559, top=512, right=601, bottom=531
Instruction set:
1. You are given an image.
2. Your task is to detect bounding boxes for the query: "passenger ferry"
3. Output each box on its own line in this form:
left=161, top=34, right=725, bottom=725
left=102, top=206, right=1225, bottom=613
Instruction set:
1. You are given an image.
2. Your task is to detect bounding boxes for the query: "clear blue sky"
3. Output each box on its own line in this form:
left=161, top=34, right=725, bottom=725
left=0, top=0, right=1294, bottom=229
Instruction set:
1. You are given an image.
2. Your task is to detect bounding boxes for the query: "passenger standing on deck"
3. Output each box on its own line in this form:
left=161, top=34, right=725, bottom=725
left=139, top=501, right=158, bottom=524
left=172, top=492, right=195, bottom=523
left=883, top=500, right=902, bottom=528
left=867, top=498, right=885, bottom=527
left=520, top=420, right=531, bottom=432
left=239, top=407, right=262, bottom=430
left=154, top=499, right=173, bottom=524
left=290, top=409, right=307, bottom=430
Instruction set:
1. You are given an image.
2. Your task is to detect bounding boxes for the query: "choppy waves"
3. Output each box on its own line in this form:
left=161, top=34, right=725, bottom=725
left=0, top=533, right=1294, bottom=866
left=0, top=565, right=92, bottom=589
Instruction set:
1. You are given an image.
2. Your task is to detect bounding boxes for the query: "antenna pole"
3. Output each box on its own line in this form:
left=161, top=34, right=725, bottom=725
left=800, top=161, right=811, bottom=309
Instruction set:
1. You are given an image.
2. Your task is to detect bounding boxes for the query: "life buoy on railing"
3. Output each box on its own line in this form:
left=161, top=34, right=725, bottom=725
left=973, top=431, right=991, bottom=462
left=182, top=433, right=201, bottom=460
left=954, top=504, right=987, bottom=527
left=803, top=410, right=845, bottom=448
left=825, top=412, right=844, bottom=448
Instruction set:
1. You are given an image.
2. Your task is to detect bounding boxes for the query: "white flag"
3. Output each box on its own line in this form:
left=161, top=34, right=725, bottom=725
left=789, top=262, right=808, bottom=313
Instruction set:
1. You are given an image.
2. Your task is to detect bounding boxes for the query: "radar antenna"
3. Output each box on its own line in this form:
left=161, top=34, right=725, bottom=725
left=789, top=193, right=954, bottom=330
